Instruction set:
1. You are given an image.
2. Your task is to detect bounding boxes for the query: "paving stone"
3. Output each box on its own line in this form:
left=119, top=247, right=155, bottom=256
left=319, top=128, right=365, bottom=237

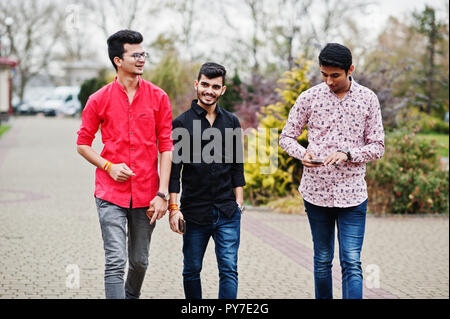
left=0, top=117, right=448, bottom=299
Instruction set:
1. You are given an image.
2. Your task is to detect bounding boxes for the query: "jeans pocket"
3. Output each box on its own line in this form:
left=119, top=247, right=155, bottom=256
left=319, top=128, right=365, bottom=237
left=95, top=197, right=107, bottom=209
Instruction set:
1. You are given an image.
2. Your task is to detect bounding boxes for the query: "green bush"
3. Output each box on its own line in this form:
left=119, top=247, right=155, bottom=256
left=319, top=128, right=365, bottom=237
left=78, top=76, right=108, bottom=111
left=400, top=109, right=449, bottom=134
left=366, top=129, right=449, bottom=215
left=416, top=115, right=449, bottom=134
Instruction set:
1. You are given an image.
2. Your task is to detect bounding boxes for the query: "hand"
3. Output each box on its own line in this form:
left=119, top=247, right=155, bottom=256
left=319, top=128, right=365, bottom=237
left=236, top=201, right=245, bottom=214
left=147, top=196, right=168, bottom=225
left=169, top=210, right=184, bottom=235
left=108, top=163, right=135, bottom=182
left=302, top=151, right=323, bottom=168
left=323, top=151, right=348, bottom=166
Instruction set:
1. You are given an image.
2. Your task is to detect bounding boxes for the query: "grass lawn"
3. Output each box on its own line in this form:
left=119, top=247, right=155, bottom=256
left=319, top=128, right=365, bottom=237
left=417, top=133, right=449, bottom=157
left=0, top=124, right=11, bottom=139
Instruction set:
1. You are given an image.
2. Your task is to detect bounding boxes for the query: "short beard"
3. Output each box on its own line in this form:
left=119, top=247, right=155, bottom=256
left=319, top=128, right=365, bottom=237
left=197, top=90, right=219, bottom=107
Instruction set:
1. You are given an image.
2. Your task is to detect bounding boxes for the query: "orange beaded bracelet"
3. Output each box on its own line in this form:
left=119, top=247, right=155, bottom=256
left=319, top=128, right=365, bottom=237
left=103, top=161, right=111, bottom=170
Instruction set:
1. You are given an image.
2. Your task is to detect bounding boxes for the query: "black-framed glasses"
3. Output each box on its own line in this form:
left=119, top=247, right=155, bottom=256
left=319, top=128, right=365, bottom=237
left=126, top=52, right=149, bottom=61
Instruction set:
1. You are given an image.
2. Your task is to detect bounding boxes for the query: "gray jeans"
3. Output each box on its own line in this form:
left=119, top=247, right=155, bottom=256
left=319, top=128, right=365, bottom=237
left=95, top=197, right=155, bottom=299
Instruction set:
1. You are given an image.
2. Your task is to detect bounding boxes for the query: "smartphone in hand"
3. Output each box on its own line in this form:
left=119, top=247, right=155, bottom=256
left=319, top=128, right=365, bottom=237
left=178, top=219, right=186, bottom=234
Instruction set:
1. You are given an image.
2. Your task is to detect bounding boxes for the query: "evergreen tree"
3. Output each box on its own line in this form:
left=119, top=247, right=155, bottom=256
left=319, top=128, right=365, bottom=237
left=220, top=70, right=243, bottom=112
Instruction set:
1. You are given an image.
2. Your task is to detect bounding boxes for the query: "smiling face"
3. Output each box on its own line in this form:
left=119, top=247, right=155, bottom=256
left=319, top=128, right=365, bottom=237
left=113, top=43, right=146, bottom=76
left=320, top=64, right=354, bottom=95
left=194, top=74, right=227, bottom=108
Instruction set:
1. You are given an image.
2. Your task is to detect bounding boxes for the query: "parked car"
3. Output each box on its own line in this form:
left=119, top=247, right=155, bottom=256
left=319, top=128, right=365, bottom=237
left=16, top=94, right=50, bottom=115
left=14, top=87, right=55, bottom=115
left=40, top=86, right=81, bottom=116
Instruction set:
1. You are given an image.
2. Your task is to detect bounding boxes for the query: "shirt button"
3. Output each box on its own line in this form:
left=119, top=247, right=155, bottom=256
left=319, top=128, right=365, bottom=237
left=130, top=132, right=133, bottom=135
left=131, top=147, right=134, bottom=150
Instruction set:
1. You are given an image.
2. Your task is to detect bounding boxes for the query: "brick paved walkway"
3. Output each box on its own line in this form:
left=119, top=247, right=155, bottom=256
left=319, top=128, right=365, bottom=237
left=0, top=117, right=448, bottom=299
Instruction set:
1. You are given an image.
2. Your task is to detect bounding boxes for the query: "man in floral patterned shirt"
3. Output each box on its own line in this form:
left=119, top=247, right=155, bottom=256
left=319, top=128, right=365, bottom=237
left=279, top=43, right=384, bottom=299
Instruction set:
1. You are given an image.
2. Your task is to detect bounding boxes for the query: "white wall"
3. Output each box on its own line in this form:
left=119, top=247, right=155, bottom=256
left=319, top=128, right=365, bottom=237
left=0, top=69, right=10, bottom=113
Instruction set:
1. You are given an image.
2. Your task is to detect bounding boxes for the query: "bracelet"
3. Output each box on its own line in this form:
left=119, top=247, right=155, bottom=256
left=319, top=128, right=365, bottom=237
left=169, top=204, right=179, bottom=211
left=103, top=161, right=111, bottom=170
left=103, top=161, right=112, bottom=173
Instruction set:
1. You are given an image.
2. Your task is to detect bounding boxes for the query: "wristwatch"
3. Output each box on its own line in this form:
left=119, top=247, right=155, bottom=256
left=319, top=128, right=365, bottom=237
left=156, top=192, right=170, bottom=201
left=337, top=150, right=351, bottom=162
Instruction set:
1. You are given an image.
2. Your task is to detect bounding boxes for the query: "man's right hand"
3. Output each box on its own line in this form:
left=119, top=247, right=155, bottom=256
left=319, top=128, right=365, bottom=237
left=302, top=151, right=323, bottom=168
left=169, top=210, right=184, bottom=235
left=108, top=163, right=135, bottom=182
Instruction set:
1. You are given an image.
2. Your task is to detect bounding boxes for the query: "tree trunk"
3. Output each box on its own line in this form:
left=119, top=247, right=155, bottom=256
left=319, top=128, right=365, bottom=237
left=426, top=13, right=437, bottom=114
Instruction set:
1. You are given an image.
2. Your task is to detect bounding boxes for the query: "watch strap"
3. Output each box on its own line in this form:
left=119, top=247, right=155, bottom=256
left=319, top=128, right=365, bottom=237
left=156, top=192, right=169, bottom=201
left=337, top=150, right=351, bottom=161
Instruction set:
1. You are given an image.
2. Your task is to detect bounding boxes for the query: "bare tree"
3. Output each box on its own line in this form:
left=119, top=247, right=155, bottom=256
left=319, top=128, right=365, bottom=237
left=216, top=0, right=271, bottom=75
left=218, top=0, right=372, bottom=77
left=245, top=0, right=269, bottom=73
left=0, top=0, right=65, bottom=101
left=269, top=0, right=313, bottom=70
left=80, top=0, right=153, bottom=39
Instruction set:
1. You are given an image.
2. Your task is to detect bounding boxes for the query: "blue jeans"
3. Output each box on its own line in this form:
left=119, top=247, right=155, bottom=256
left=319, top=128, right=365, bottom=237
left=304, top=199, right=367, bottom=299
left=95, top=197, right=155, bottom=299
left=182, top=207, right=241, bottom=299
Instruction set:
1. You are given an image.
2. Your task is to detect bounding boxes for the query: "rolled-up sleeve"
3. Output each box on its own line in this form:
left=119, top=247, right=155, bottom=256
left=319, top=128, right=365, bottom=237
left=77, top=97, right=100, bottom=146
left=279, top=93, right=309, bottom=160
left=155, top=93, right=174, bottom=153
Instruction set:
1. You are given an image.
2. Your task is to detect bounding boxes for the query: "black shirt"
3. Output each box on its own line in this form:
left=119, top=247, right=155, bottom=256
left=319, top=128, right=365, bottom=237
left=169, top=100, right=246, bottom=225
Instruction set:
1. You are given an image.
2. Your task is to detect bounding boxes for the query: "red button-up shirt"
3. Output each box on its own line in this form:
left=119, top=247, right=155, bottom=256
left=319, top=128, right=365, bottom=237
left=77, top=77, right=173, bottom=208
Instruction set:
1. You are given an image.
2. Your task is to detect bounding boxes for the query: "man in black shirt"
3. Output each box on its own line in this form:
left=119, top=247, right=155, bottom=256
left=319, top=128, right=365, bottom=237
left=168, top=62, right=245, bottom=299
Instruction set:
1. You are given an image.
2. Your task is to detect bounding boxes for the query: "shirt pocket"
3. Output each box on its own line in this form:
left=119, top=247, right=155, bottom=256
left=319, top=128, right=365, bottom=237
left=136, top=112, right=156, bottom=142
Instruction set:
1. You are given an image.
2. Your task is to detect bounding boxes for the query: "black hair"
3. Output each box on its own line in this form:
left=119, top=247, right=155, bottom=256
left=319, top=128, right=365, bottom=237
left=107, top=30, right=143, bottom=71
left=198, top=62, right=227, bottom=86
left=318, top=43, right=352, bottom=73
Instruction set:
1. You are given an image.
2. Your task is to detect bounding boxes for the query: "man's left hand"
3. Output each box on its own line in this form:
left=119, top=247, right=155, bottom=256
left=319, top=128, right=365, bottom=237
left=323, top=151, right=348, bottom=166
left=147, top=196, right=168, bottom=224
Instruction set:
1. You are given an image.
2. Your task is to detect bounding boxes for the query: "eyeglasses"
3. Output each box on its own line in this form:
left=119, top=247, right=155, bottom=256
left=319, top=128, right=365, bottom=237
left=125, top=52, right=150, bottom=61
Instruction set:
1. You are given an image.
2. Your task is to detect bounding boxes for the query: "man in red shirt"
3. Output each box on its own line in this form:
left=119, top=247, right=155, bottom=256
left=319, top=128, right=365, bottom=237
left=76, top=30, right=173, bottom=299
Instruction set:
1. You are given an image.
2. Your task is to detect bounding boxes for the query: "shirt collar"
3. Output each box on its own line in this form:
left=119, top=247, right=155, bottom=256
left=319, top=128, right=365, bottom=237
left=191, top=99, right=222, bottom=117
left=114, top=76, right=142, bottom=93
left=348, top=76, right=357, bottom=94
left=325, top=76, right=357, bottom=96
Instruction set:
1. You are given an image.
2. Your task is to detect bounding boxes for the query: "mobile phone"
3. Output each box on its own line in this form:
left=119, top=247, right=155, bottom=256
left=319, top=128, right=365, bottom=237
left=178, top=219, right=186, bottom=234
left=309, top=159, right=323, bottom=164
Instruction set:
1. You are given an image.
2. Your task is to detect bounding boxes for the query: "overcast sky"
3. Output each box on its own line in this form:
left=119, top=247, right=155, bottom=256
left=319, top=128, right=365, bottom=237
left=366, top=0, right=447, bottom=36
left=68, top=0, right=447, bottom=69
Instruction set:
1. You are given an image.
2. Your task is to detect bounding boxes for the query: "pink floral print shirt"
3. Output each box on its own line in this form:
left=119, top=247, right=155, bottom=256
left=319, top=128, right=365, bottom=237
left=279, top=79, right=385, bottom=207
